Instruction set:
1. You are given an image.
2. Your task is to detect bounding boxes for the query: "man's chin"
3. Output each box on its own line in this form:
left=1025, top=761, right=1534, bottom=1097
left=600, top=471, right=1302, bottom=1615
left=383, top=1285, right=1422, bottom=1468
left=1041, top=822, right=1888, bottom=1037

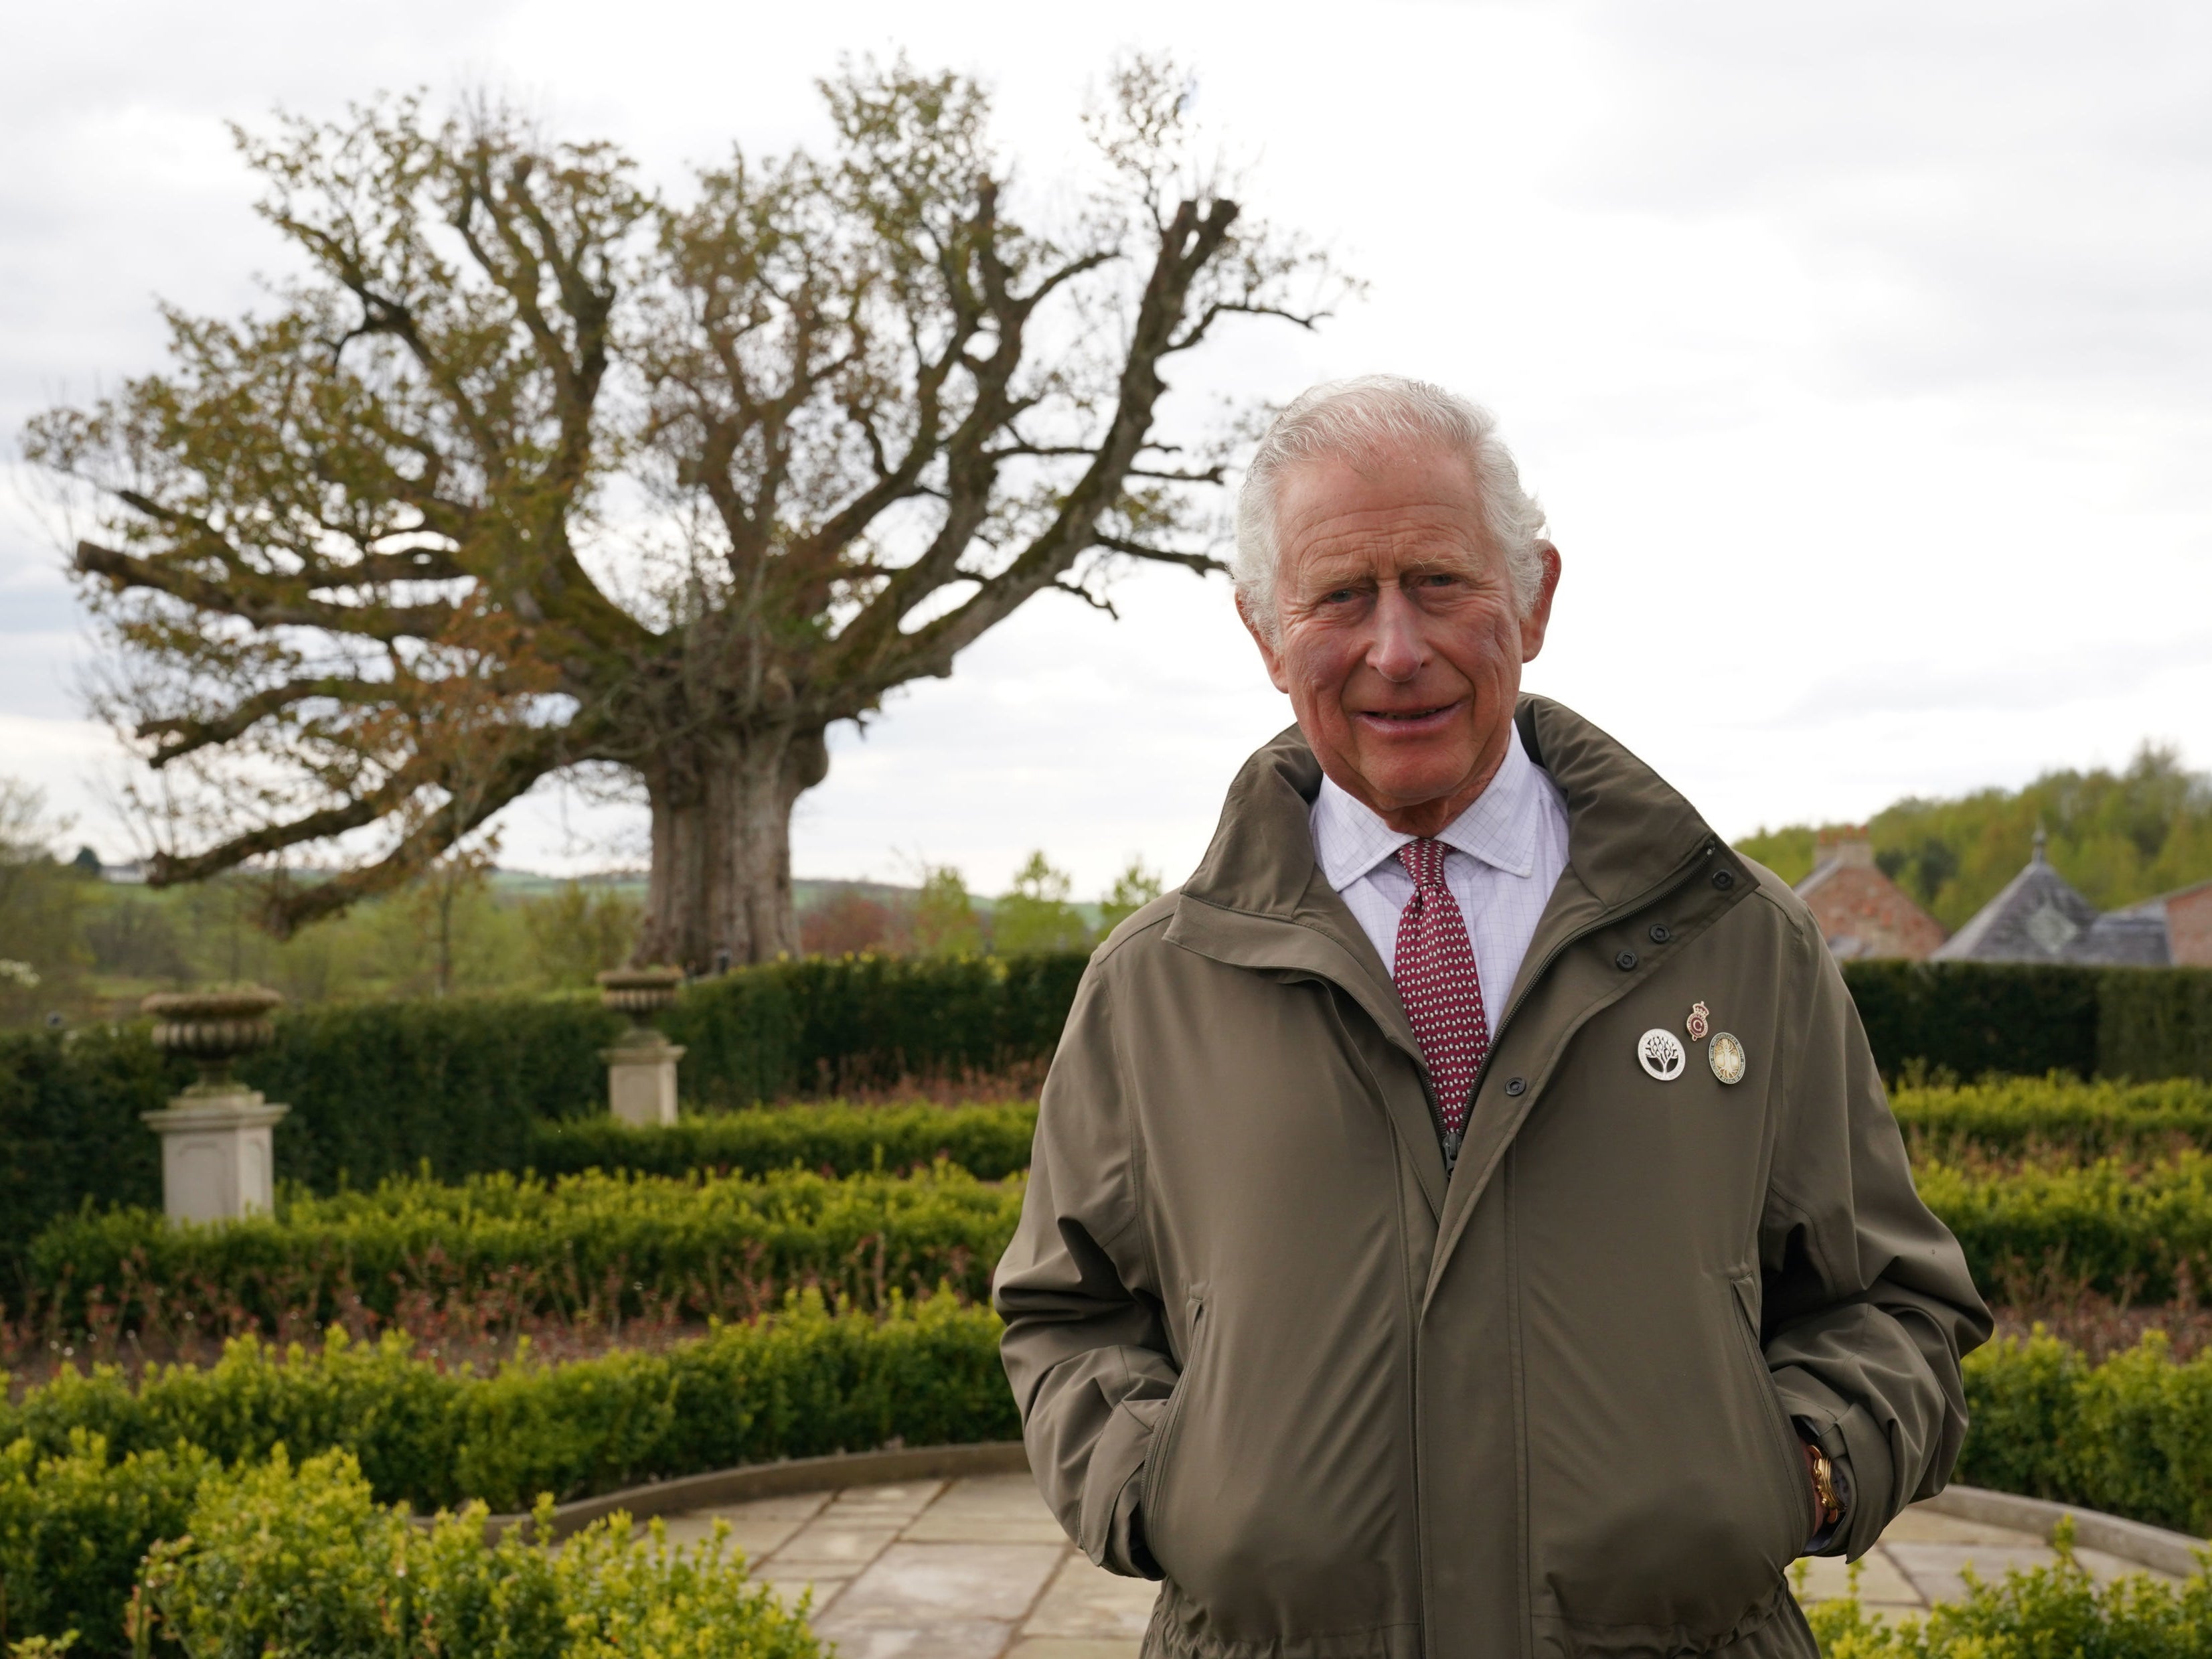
left=1350, top=757, right=1483, bottom=817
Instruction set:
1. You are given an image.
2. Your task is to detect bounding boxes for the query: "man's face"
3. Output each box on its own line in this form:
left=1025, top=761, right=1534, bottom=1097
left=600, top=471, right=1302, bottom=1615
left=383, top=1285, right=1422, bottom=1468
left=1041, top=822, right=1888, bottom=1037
left=1242, top=445, right=1561, bottom=837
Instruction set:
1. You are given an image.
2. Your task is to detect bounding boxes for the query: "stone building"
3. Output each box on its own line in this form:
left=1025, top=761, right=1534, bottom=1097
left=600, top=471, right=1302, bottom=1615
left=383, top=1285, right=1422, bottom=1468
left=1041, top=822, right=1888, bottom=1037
left=1931, top=830, right=2170, bottom=966
left=2113, top=878, right=2212, bottom=968
left=1792, top=828, right=1948, bottom=961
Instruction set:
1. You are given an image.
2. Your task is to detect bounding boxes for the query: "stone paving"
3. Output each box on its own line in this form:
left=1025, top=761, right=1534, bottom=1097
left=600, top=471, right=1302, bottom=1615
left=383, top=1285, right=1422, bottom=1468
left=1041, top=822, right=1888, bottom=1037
left=653, top=1474, right=2185, bottom=1659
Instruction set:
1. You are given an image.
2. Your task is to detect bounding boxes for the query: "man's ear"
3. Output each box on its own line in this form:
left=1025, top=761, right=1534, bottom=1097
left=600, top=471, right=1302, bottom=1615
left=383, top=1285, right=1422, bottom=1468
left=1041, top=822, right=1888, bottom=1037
left=1518, top=542, right=1563, bottom=663
left=1237, top=593, right=1293, bottom=695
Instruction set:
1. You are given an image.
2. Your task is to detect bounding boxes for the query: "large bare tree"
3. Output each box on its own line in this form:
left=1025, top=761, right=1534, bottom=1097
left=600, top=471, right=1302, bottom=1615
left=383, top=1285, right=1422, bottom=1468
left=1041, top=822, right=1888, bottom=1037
left=27, top=61, right=1340, bottom=967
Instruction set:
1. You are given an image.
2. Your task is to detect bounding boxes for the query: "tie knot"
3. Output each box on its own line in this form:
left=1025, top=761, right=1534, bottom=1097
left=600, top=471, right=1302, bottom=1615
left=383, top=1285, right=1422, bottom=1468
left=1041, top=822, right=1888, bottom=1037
left=1398, top=838, right=1450, bottom=892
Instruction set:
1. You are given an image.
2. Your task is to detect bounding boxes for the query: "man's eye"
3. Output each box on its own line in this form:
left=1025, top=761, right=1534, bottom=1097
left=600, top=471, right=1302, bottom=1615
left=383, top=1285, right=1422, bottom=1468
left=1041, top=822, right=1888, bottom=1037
left=1320, top=588, right=1358, bottom=605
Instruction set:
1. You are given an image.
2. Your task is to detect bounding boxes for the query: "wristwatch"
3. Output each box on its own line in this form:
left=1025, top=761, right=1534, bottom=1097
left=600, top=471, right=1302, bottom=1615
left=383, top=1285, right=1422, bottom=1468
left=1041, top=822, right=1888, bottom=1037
left=1806, top=1442, right=1844, bottom=1531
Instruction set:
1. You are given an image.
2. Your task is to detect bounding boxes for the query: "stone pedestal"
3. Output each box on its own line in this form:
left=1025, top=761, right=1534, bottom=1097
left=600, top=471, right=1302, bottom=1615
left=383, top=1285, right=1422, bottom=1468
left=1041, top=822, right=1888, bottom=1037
left=596, top=965, right=686, bottom=1127
left=141, top=1087, right=290, bottom=1224
left=141, top=983, right=288, bottom=1227
left=601, top=1036, right=686, bottom=1127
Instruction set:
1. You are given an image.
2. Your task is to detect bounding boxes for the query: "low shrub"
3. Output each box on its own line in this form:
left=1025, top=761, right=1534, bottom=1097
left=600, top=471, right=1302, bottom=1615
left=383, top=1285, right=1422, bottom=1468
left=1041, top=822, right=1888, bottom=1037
left=1802, top=1521, right=2212, bottom=1656
left=1959, top=1330, right=2212, bottom=1536
left=0, top=1290, right=1018, bottom=1514
left=27, top=1165, right=1022, bottom=1335
left=1917, top=1152, right=2212, bottom=1306
left=1893, top=1074, right=2212, bottom=1160
left=0, top=1439, right=820, bottom=1659
left=528, top=1100, right=1040, bottom=1182
left=136, top=1446, right=819, bottom=1659
left=0, top=1431, right=212, bottom=1656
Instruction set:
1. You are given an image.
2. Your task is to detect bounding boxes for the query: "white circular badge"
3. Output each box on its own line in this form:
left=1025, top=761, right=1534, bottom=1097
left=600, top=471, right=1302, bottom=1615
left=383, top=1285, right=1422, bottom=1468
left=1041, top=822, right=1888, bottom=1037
left=1637, top=1028, right=1687, bottom=1081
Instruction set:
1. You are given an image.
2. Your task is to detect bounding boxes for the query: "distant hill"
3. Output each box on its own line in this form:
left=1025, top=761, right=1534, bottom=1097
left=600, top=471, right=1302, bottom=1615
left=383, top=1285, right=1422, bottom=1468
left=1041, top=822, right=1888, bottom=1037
left=1735, top=744, right=2212, bottom=933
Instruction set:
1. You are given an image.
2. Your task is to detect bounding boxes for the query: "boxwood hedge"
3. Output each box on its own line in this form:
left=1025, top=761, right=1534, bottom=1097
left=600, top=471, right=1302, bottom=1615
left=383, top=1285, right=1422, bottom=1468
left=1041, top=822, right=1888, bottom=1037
left=26, top=1165, right=1023, bottom=1333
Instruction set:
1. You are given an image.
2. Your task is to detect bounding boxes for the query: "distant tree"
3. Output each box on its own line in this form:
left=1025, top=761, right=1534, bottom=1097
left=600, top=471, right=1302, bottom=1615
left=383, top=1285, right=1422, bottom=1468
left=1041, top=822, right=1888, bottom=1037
left=83, top=894, right=195, bottom=983
left=0, top=779, right=86, bottom=1022
left=522, top=880, right=642, bottom=988
left=800, top=886, right=904, bottom=955
left=911, top=864, right=983, bottom=957
left=1736, top=743, right=2212, bottom=929
left=27, top=60, right=1343, bottom=971
left=70, top=846, right=102, bottom=876
left=994, top=851, right=1089, bottom=955
left=1098, top=856, right=1164, bottom=935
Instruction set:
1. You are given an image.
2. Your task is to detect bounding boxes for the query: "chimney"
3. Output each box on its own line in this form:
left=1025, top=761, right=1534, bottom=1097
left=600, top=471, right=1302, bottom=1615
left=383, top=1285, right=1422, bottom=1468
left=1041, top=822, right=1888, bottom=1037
left=1816, top=826, right=1875, bottom=870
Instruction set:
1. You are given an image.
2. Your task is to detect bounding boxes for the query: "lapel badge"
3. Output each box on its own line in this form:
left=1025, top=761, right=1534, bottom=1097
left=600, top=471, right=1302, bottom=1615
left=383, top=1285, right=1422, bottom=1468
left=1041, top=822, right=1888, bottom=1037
left=1709, top=1032, right=1747, bottom=1085
left=1638, top=1028, right=1686, bottom=1082
left=1686, top=1001, right=1711, bottom=1040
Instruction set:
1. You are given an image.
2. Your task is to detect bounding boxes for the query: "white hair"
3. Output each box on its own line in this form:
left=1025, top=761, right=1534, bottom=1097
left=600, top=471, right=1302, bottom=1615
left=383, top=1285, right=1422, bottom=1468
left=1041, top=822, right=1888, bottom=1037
left=1233, top=375, right=1547, bottom=639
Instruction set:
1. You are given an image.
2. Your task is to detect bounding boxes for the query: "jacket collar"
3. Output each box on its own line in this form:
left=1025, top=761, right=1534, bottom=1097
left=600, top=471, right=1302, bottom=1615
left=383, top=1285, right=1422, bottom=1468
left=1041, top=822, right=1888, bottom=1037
left=1174, top=696, right=1723, bottom=942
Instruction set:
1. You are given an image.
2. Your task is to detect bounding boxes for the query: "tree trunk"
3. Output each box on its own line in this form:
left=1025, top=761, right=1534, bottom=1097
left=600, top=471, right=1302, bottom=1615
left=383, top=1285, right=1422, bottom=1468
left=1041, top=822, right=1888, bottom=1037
left=635, top=724, right=830, bottom=971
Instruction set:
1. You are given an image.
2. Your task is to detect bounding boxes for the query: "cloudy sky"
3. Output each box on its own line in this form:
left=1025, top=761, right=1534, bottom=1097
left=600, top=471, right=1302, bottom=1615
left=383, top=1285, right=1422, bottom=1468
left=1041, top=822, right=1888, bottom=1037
left=4, top=1, right=2208, bottom=897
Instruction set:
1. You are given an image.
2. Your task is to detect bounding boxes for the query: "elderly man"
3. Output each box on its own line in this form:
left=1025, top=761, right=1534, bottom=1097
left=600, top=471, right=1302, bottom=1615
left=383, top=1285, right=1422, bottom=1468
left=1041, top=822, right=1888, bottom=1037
left=995, top=377, right=1991, bottom=1657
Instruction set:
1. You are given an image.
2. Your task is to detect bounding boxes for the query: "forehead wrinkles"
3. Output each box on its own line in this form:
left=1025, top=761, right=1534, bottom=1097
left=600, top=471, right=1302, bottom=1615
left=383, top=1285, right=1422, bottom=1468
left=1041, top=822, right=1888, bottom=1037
left=1283, top=509, right=1491, bottom=591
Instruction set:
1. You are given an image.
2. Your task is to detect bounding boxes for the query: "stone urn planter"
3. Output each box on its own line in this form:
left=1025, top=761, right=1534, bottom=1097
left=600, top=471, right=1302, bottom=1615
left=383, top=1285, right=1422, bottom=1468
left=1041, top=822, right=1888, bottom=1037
left=596, top=967, right=686, bottom=1127
left=140, top=985, right=290, bottom=1224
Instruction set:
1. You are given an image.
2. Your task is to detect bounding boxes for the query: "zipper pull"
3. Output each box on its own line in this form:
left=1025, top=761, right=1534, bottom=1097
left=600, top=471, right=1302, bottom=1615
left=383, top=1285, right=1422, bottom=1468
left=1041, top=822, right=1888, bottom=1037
left=1441, top=1128, right=1462, bottom=1174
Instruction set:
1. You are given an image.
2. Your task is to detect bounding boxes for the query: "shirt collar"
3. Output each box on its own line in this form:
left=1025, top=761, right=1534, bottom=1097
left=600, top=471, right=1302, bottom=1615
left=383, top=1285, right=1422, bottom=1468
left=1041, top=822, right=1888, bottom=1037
left=1311, top=723, right=1549, bottom=891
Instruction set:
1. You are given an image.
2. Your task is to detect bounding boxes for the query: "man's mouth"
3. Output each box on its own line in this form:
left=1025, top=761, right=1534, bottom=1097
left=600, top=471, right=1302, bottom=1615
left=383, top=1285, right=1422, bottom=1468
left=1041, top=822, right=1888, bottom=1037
left=1354, top=700, right=1465, bottom=730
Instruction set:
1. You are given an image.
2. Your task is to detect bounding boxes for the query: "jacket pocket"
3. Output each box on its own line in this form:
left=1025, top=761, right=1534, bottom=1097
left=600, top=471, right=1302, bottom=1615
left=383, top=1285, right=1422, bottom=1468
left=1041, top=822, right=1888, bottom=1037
left=1725, top=1270, right=1816, bottom=1566
left=1141, top=1287, right=1210, bottom=1541
left=1523, top=1269, right=1810, bottom=1644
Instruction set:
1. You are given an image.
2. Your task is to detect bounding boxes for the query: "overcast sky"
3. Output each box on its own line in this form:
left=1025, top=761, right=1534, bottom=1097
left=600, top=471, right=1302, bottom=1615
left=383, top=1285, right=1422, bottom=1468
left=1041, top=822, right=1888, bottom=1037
left=5, top=1, right=2209, bottom=896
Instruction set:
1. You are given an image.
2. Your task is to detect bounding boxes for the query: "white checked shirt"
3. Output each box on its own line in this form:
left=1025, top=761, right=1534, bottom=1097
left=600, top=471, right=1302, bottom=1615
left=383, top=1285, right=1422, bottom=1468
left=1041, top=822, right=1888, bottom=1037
left=1309, top=724, right=1572, bottom=1015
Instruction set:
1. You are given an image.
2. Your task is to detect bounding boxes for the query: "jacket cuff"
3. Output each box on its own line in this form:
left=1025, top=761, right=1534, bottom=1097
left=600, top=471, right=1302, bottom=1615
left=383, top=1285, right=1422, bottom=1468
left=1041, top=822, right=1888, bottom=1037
left=1081, top=1397, right=1167, bottom=1577
left=1773, top=1365, right=1895, bottom=1562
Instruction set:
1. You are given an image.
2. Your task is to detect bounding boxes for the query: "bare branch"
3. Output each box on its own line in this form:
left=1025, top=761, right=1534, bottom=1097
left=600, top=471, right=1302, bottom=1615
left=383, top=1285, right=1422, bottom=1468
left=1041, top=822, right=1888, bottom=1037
left=1052, top=578, right=1119, bottom=619
left=75, top=540, right=457, bottom=641
left=1094, top=536, right=1229, bottom=576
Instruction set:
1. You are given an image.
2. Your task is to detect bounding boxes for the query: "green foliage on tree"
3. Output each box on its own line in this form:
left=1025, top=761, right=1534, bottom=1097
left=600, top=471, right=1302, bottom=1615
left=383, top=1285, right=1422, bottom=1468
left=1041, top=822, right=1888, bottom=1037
left=1737, top=743, right=2212, bottom=929
left=911, top=864, right=984, bottom=957
left=994, top=851, right=1089, bottom=955
left=1098, top=856, right=1165, bottom=935
left=524, top=880, right=645, bottom=988
left=0, top=781, right=86, bottom=1022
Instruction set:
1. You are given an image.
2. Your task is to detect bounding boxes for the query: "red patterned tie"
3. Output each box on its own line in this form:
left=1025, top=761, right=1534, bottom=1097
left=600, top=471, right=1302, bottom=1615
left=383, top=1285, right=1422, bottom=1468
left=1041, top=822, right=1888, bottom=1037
left=1393, top=838, right=1491, bottom=1150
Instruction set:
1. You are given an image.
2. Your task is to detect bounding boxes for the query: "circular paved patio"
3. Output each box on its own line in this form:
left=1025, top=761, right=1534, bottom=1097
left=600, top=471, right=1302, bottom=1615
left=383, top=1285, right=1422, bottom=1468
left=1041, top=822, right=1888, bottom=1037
left=649, top=1473, right=2188, bottom=1659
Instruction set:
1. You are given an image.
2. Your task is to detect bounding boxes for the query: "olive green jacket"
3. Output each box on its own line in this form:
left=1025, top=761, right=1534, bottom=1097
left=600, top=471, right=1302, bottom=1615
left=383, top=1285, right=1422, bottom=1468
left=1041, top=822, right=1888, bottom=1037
left=994, top=699, right=1990, bottom=1659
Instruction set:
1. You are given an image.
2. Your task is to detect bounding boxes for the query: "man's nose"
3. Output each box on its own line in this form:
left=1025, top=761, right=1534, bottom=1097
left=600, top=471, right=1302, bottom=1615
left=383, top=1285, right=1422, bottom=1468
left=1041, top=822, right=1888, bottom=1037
left=1366, top=584, right=1426, bottom=682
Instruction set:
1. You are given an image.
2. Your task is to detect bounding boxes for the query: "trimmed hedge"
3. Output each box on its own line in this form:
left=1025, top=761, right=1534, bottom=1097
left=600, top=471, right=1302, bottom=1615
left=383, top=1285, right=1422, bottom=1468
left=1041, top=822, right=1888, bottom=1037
left=0, top=955, right=1084, bottom=1267
left=1840, top=961, right=2212, bottom=1085
left=238, top=993, right=624, bottom=1190
left=529, top=1101, right=1040, bottom=1183
left=0, top=1025, right=171, bottom=1272
left=1842, top=961, right=2105, bottom=1081
left=1960, top=1330, right=2212, bottom=1536
left=1, top=1440, right=818, bottom=1659
left=1, top=1291, right=1017, bottom=1514
left=1918, top=1152, right=2212, bottom=1306
left=1893, top=1075, right=2212, bottom=1158
left=27, top=1166, right=1023, bottom=1332
left=2102, top=965, right=2212, bottom=1085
